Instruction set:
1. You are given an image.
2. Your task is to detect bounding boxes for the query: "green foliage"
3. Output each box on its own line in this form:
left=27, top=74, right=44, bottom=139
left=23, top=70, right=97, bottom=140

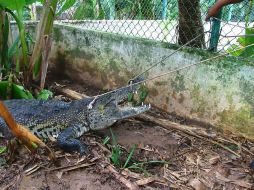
left=128, top=84, right=148, bottom=106
left=1, top=14, right=10, bottom=73
left=123, top=144, right=136, bottom=168
left=8, top=37, right=20, bottom=60
left=12, top=84, right=34, bottom=99
left=56, top=0, right=76, bottom=16
left=31, top=142, right=38, bottom=149
left=36, top=89, right=53, bottom=100
left=227, top=44, right=243, bottom=57
left=0, top=81, right=33, bottom=99
left=110, top=128, right=122, bottom=167
left=140, top=0, right=154, bottom=19
left=138, top=85, right=149, bottom=103
left=0, top=146, right=7, bottom=154
left=0, top=0, right=32, bottom=10
left=32, top=56, right=42, bottom=78
left=127, top=92, right=134, bottom=103
left=0, top=81, right=53, bottom=100
left=227, top=27, right=254, bottom=58
left=0, top=0, right=37, bottom=22
left=108, top=129, right=167, bottom=174
left=227, top=144, right=239, bottom=151
left=1, top=2, right=31, bottom=71
left=72, top=0, right=169, bottom=20
left=100, top=0, right=115, bottom=19
left=127, top=160, right=168, bottom=175
left=0, top=0, right=59, bottom=92
left=103, top=136, right=110, bottom=145
left=73, top=0, right=97, bottom=19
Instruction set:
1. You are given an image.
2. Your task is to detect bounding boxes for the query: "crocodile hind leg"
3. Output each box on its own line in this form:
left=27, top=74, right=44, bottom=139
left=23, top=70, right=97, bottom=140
left=56, top=127, right=88, bottom=155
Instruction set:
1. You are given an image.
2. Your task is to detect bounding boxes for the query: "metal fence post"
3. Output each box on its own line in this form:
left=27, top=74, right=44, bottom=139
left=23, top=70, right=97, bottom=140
left=162, top=0, right=167, bottom=19
left=209, top=9, right=223, bottom=52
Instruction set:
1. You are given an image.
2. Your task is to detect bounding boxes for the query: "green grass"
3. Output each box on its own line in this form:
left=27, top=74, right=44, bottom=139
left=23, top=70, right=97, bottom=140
left=105, top=128, right=168, bottom=174
left=0, top=146, right=7, bottom=154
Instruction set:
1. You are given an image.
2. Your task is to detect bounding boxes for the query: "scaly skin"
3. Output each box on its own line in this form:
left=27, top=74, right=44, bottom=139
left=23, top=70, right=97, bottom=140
left=0, top=80, right=150, bottom=154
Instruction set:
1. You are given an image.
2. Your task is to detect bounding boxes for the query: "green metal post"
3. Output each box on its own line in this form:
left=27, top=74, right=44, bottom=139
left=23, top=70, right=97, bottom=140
left=209, top=9, right=223, bottom=52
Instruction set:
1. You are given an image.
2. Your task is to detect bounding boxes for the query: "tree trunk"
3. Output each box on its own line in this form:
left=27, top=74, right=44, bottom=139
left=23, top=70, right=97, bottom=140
left=178, top=0, right=205, bottom=48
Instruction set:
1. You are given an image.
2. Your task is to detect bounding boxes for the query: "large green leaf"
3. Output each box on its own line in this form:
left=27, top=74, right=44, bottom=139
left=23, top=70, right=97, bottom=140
left=8, top=36, right=20, bottom=59
left=36, top=89, right=53, bottom=100
left=56, top=0, right=76, bottom=16
left=241, top=27, right=254, bottom=57
left=12, top=84, right=34, bottom=99
left=25, top=0, right=38, bottom=5
left=0, top=81, right=9, bottom=99
left=0, top=0, right=37, bottom=12
left=227, top=44, right=244, bottom=57
left=0, top=81, right=33, bottom=99
left=0, top=81, right=52, bottom=100
left=0, top=0, right=26, bottom=10
left=227, top=27, right=254, bottom=58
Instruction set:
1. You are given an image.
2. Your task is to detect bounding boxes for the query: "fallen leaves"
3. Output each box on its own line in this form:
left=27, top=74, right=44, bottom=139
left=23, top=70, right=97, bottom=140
left=215, top=172, right=253, bottom=189
left=188, top=178, right=207, bottom=190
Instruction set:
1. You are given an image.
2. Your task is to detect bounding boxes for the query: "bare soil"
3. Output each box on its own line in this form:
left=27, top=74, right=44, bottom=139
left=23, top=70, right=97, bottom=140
left=0, top=74, right=254, bottom=190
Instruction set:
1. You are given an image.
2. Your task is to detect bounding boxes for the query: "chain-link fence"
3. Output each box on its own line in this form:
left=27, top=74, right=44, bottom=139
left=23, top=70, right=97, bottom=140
left=33, top=0, right=254, bottom=53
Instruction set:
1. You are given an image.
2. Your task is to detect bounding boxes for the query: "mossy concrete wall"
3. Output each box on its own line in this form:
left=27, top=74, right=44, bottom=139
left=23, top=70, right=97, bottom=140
left=13, top=22, right=254, bottom=139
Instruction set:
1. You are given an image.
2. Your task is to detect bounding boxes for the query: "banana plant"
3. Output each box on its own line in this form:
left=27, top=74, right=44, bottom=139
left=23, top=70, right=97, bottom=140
left=0, top=0, right=38, bottom=70
left=28, top=0, right=58, bottom=89
left=0, top=0, right=59, bottom=95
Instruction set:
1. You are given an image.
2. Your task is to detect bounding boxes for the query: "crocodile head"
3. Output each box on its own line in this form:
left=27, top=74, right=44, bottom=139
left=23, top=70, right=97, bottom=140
left=87, top=76, right=151, bottom=130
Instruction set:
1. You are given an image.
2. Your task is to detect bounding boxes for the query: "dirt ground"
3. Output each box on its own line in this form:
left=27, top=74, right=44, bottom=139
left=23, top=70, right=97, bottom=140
left=0, top=74, right=254, bottom=190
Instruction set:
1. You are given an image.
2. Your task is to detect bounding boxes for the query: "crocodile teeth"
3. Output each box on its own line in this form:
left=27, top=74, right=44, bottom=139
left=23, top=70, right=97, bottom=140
left=141, top=102, right=144, bottom=106
left=145, top=104, right=151, bottom=108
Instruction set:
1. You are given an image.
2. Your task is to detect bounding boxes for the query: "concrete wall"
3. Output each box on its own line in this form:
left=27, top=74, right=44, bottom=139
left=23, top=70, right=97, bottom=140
left=14, top=22, right=254, bottom=139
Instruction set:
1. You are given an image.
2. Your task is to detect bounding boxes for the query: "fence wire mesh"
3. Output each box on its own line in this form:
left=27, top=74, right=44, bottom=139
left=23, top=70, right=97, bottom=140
left=33, top=0, right=254, bottom=53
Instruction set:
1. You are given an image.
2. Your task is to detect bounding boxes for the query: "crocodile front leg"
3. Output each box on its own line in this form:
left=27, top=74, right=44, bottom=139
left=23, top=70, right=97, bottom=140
left=57, top=125, right=89, bottom=155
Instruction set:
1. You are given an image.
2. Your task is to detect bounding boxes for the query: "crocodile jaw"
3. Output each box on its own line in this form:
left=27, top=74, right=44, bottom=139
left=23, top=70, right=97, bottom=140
left=88, top=103, right=151, bottom=131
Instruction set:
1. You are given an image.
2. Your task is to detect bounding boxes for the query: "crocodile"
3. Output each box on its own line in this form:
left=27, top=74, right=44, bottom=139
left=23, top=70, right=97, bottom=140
left=0, top=79, right=150, bottom=154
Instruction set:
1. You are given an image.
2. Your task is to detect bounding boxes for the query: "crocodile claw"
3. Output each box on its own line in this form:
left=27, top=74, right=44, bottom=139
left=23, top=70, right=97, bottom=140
left=56, top=127, right=89, bottom=155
